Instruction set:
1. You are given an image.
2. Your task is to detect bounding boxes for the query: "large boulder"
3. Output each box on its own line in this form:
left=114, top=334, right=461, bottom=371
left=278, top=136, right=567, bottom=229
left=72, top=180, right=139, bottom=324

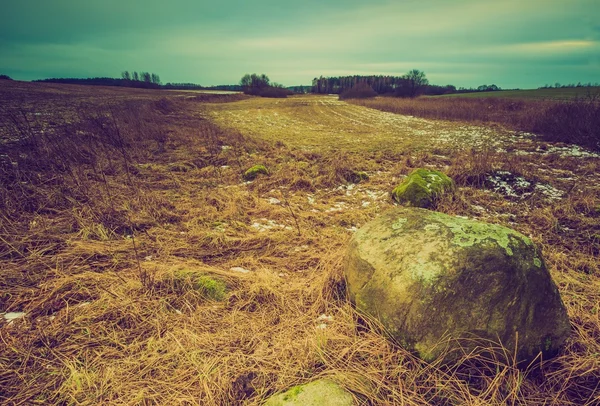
left=263, top=379, right=354, bottom=406
left=392, top=169, right=454, bottom=208
left=344, top=207, right=570, bottom=363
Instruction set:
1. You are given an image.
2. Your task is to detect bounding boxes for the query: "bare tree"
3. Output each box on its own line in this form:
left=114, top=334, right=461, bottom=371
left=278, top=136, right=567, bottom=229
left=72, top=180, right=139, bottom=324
left=140, top=72, right=152, bottom=83
left=405, top=69, right=428, bottom=98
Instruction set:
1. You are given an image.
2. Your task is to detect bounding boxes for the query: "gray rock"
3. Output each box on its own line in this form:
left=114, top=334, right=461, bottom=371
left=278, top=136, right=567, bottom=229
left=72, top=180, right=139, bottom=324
left=344, top=207, right=570, bottom=363
left=263, top=379, right=354, bottom=406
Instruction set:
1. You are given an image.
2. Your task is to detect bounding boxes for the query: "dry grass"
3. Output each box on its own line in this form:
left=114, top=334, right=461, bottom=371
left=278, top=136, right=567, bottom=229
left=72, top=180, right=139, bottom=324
left=350, top=96, right=600, bottom=151
left=1, top=81, right=599, bottom=405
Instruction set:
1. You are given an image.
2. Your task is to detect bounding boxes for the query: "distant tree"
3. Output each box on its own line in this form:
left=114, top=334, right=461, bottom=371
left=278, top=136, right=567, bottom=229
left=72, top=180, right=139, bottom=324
left=239, top=73, right=292, bottom=97
left=140, top=72, right=151, bottom=83
left=151, top=73, right=161, bottom=85
left=121, top=71, right=131, bottom=81
left=0, top=74, right=13, bottom=80
left=404, top=69, right=429, bottom=98
left=132, top=71, right=140, bottom=81
left=476, top=84, right=500, bottom=92
left=240, top=73, right=271, bottom=95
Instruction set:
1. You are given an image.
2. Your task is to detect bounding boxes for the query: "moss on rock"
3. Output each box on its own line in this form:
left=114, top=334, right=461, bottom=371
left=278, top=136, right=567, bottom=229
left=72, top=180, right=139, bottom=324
left=243, top=164, right=269, bottom=181
left=263, top=379, right=354, bottom=406
left=392, top=169, right=454, bottom=208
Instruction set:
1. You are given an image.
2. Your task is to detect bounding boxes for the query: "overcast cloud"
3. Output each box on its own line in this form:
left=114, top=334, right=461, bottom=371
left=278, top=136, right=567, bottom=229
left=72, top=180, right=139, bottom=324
left=1, top=0, right=599, bottom=88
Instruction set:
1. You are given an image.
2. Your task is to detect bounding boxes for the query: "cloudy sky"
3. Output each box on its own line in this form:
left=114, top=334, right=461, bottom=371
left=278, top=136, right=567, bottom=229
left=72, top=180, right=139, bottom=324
left=1, top=0, right=599, bottom=88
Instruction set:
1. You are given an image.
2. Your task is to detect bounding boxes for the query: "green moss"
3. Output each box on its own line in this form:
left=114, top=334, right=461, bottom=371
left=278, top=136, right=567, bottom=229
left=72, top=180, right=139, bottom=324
left=391, top=169, right=454, bottom=208
left=243, top=164, right=269, bottom=181
left=534, top=258, right=542, bottom=268
left=283, top=385, right=303, bottom=401
left=173, top=271, right=227, bottom=301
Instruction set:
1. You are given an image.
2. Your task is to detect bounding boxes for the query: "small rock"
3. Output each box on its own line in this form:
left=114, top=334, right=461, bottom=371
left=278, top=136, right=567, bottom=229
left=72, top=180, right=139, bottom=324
left=3, top=312, right=26, bottom=322
left=243, top=164, right=269, bottom=181
left=392, top=169, right=454, bottom=208
left=230, top=267, right=251, bottom=274
left=317, top=314, right=334, bottom=323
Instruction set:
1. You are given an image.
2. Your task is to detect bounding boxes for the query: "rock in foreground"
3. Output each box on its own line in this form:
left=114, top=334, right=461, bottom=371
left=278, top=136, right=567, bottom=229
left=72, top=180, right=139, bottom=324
left=263, top=379, right=354, bottom=406
left=344, top=207, right=570, bottom=363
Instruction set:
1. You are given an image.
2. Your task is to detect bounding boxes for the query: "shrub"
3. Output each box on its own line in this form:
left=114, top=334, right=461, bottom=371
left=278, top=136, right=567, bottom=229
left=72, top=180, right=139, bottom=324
left=256, top=86, right=293, bottom=98
left=339, top=82, right=377, bottom=100
left=0, top=74, right=12, bottom=80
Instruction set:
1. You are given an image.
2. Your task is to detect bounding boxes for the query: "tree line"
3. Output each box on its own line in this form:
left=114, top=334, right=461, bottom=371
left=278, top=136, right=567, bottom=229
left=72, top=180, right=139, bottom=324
left=121, top=71, right=161, bottom=86
left=538, top=82, right=600, bottom=89
left=311, top=71, right=512, bottom=97
left=311, top=70, right=456, bottom=98
left=34, top=71, right=163, bottom=89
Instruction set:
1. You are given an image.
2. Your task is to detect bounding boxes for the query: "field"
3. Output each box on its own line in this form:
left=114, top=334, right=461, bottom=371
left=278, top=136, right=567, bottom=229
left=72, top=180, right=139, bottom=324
left=1, top=81, right=600, bottom=405
left=434, top=87, right=600, bottom=100
left=349, top=94, right=600, bottom=152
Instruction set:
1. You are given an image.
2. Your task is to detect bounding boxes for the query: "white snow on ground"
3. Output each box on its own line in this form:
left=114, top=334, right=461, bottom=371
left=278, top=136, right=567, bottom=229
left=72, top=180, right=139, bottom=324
left=3, top=312, right=25, bottom=323
left=251, top=219, right=292, bottom=232
left=230, top=267, right=251, bottom=274
left=485, top=171, right=565, bottom=200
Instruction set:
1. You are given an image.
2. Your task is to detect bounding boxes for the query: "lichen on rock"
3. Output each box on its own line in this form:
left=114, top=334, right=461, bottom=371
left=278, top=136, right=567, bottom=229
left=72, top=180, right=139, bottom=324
left=391, top=168, right=454, bottom=208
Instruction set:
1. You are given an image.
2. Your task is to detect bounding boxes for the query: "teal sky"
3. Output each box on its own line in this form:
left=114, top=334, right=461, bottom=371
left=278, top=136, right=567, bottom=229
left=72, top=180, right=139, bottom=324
left=1, top=0, right=599, bottom=88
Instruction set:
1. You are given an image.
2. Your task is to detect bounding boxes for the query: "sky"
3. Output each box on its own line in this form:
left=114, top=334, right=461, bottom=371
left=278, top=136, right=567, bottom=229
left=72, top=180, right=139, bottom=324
left=1, top=0, right=599, bottom=89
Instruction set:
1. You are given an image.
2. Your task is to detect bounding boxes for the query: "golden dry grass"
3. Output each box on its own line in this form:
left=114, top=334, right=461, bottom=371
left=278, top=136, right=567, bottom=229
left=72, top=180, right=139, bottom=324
left=1, top=81, right=599, bottom=405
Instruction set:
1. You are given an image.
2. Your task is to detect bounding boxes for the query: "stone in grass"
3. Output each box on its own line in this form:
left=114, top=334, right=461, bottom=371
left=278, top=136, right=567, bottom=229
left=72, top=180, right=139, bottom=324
left=392, top=168, right=454, bottom=208
left=243, top=164, right=269, bottom=181
left=345, top=170, right=369, bottom=184
left=344, top=207, right=570, bottom=364
left=263, top=379, right=354, bottom=406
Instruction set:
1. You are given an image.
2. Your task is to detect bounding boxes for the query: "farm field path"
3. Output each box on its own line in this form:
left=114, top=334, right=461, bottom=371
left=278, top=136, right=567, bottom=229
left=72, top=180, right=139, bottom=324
left=203, top=94, right=516, bottom=152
